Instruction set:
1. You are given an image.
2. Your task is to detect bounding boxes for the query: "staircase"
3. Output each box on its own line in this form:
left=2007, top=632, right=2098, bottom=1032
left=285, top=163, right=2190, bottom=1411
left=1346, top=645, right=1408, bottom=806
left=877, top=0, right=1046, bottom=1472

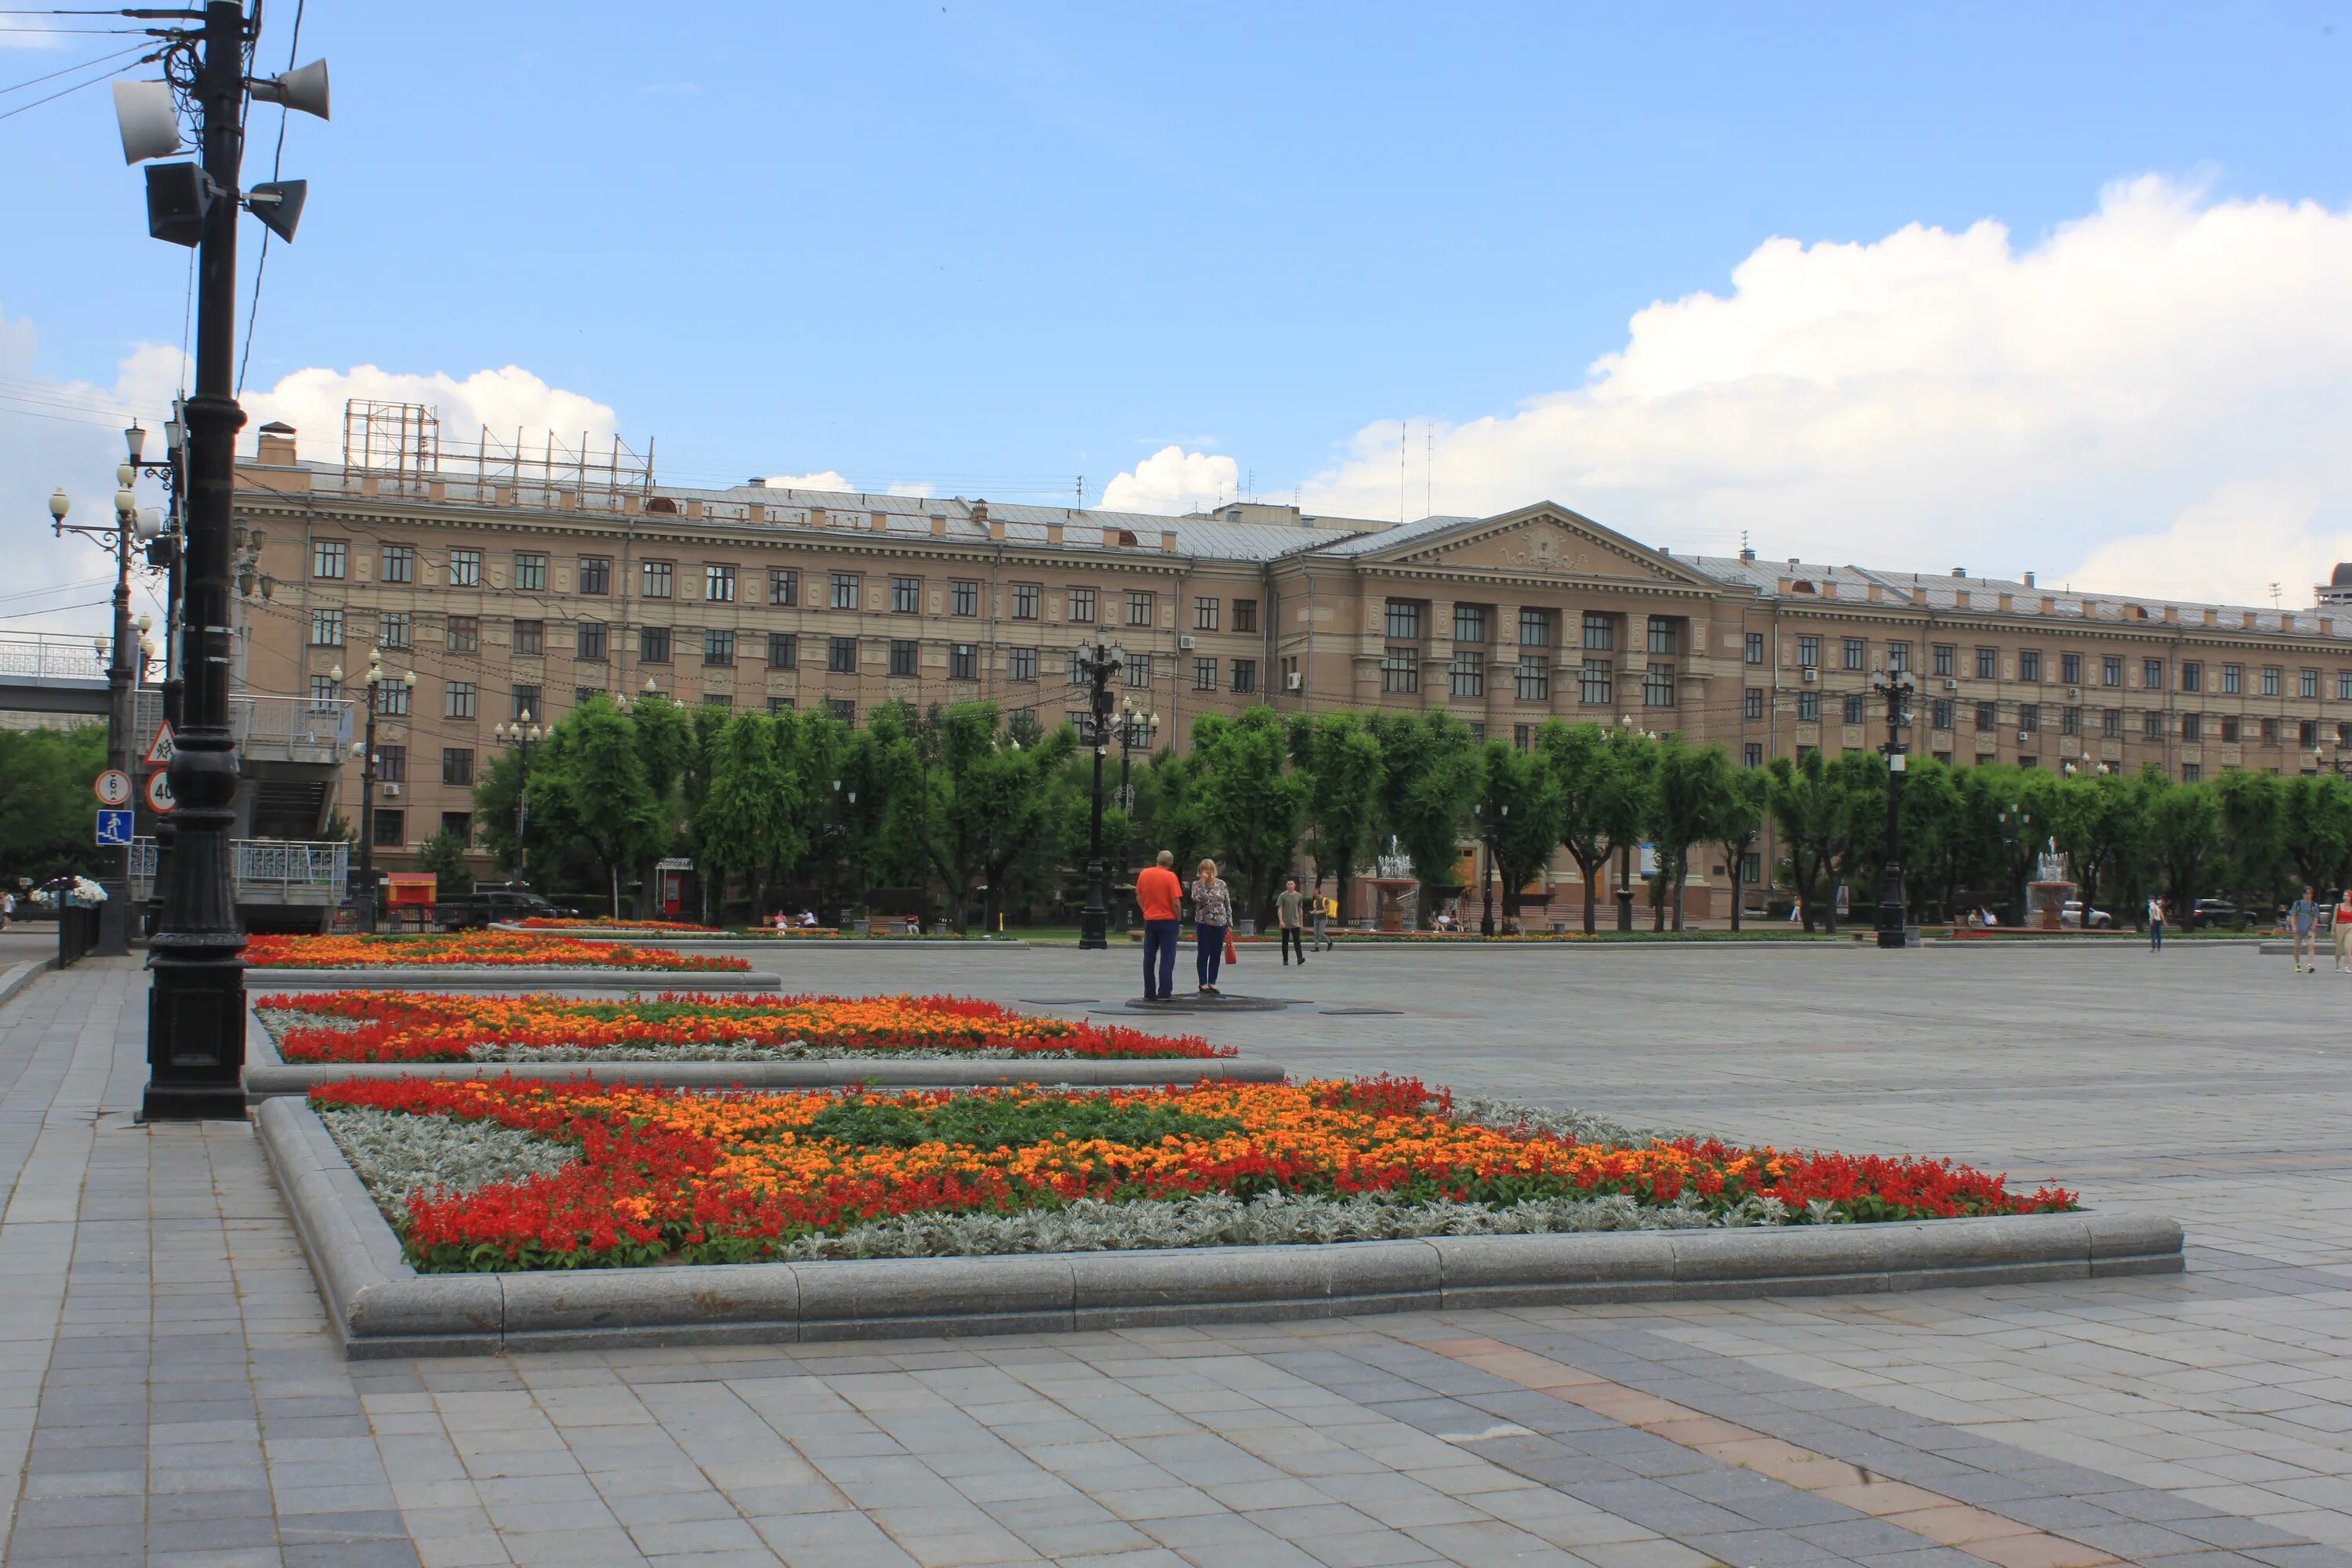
left=249, top=778, right=329, bottom=839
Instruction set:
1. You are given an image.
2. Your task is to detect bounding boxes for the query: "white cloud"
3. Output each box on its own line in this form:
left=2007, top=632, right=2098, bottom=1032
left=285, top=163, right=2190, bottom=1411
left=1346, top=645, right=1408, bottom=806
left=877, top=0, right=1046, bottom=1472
left=761, top=471, right=856, bottom=494
left=1301, top=176, right=2352, bottom=607
left=1100, top=445, right=1240, bottom=515
left=243, top=363, right=619, bottom=462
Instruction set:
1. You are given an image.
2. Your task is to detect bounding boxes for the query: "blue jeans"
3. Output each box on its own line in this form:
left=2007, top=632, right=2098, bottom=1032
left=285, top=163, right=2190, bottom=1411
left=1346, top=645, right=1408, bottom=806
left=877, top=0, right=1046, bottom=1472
left=1142, top=920, right=1179, bottom=999
left=1196, top=924, right=1226, bottom=989
left=2149, top=919, right=2163, bottom=951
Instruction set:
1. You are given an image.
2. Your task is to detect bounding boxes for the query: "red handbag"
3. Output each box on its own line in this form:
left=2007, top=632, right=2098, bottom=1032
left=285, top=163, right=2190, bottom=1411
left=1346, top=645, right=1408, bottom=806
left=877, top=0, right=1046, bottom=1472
left=1224, top=930, right=1240, bottom=964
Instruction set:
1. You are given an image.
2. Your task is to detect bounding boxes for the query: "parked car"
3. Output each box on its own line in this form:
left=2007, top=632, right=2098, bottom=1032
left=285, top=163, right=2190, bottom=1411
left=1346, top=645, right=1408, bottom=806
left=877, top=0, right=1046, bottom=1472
left=2185, top=898, right=2256, bottom=931
left=432, top=887, right=575, bottom=931
left=2060, top=900, right=2114, bottom=929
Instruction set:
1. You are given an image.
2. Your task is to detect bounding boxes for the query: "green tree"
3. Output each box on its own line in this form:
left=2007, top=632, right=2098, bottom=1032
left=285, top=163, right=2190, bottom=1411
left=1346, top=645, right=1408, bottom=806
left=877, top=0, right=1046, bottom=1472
left=534, top=697, right=668, bottom=916
left=1708, top=764, right=1769, bottom=931
left=1534, top=720, right=1636, bottom=933
left=1191, top=706, right=1306, bottom=924
left=2281, top=773, right=2352, bottom=896
left=1367, top=712, right=1482, bottom=924
left=2215, top=768, right=2286, bottom=904
left=2147, top=771, right=2223, bottom=913
left=416, top=827, right=474, bottom=899
left=1477, top=739, right=1564, bottom=924
left=1646, top=736, right=1733, bottom=931
left=694, top=713, right=801, bottom=920
left=1287, top=712, right=1385, bottom=919
left=1766, top=749, right=1846, bottom=931
left=0, top=723, right=107, bottom=887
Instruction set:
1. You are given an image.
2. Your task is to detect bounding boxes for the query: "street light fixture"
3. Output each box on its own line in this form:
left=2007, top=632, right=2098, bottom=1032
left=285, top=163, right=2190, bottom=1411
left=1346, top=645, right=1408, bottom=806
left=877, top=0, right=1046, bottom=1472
left=350, top=651, right=414, bottom=933
left=51, top=464, right=150, bottom=957
left=1611, top=714, right=1655, bottom=931
left=1073, top=637, right=1127, bottom=949
left=1871, top=666, right=1918, bottom=949
left=494, top=712, right=545, bottom=886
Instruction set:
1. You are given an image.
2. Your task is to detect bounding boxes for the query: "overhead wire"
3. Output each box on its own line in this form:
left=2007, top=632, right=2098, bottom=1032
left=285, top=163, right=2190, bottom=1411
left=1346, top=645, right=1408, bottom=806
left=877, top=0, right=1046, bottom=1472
left=235, top=0, right=298, bottom=397
left=0, top=41, right=157, bottom=121
left=0, top=35, right=145, bottom=95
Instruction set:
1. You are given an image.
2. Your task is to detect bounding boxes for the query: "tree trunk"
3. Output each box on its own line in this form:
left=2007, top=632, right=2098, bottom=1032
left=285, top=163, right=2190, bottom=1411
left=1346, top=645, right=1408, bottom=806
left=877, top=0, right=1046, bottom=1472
left=1728, top=852, right=1743, bottom=931
left=1671, top=865, right=1686, bottom=932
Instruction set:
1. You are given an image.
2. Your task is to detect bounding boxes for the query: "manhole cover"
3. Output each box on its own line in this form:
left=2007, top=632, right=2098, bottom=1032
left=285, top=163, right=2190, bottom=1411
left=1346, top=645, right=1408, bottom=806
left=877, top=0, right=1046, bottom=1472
left=1118, top=995, right=1301, bottom=1014
left=1319, top=1007, right=1403, bottom=1015
left=1018, top=997, right=1099, bottom=1005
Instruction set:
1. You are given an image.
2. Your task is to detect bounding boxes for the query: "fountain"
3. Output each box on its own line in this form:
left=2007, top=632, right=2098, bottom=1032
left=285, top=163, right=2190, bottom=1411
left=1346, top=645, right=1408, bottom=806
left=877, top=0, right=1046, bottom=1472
left=1365, top=838, right=1421, bottom=933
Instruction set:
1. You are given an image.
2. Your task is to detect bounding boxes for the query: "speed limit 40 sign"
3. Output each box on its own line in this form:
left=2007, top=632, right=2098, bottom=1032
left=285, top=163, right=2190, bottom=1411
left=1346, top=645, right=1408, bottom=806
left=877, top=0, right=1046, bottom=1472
left=144, top=768, right=176, bottom=815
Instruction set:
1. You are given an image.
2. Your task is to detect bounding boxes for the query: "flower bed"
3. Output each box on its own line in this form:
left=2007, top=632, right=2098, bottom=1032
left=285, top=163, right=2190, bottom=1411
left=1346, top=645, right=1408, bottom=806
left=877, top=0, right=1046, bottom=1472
left=308, top=1075, right=2078, bottom=1272
left=511, top=917, right=724, bottom=934
left=244, top=933, right=750, bottom=972
left=261, top=990, right=1230, bottom=1063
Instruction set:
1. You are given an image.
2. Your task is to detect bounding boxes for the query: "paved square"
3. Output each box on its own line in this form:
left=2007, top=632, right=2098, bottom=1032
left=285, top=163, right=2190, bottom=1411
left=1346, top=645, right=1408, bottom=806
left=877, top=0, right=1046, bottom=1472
left=3, top=939, right=2348, bottom=1566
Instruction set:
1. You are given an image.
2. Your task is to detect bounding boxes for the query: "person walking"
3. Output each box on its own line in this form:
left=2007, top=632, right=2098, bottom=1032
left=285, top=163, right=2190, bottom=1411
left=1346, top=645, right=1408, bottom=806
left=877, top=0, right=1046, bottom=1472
left=1309, top=878, right=1330, bottom=951
left=0, top=887, right=13, bottom=931
left=1136, top=850, right=1184, bottom=1001
left=2291, top=884, right=2321, bottom=973
left=1277, top=877, right=1307, bottom=967
left=2334, top=887, right=2352, bottom=973
left=1191, top=858, right=1232, bottom=996
left=2147, top=894, right=2165, bottom=953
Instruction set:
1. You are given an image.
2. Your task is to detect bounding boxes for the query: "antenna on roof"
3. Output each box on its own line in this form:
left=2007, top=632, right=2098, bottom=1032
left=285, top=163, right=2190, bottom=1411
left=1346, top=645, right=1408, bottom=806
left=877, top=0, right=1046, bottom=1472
left=2273, top=583, right=2284, bottom=607
left=1075, top=474, right=1083, bottom=510
left=1399, top=420, right=1406, bottom=524
left=1425, top=423, right=1432, bottom=518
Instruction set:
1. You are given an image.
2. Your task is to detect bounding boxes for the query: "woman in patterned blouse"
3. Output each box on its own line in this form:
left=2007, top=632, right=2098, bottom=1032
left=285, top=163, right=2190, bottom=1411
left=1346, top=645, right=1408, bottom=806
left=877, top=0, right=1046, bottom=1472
left=1190, top=858, right=1232, bottom=995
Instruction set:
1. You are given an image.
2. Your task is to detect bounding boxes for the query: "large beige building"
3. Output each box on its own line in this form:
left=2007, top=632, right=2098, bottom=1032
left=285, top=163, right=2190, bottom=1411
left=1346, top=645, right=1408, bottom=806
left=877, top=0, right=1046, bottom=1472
left=231, top=413, right=2352, bottom=918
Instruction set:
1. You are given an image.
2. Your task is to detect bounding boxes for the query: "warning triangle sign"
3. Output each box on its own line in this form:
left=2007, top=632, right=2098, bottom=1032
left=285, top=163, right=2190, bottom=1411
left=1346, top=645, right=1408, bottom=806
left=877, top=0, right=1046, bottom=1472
left=143, top=721, right=176, bottom=767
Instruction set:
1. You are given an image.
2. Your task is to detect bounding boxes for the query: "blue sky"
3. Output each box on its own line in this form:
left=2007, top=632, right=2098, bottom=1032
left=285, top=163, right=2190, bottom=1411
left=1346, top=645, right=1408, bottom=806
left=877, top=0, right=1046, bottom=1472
left=8, top=2, right=2352, bottom=621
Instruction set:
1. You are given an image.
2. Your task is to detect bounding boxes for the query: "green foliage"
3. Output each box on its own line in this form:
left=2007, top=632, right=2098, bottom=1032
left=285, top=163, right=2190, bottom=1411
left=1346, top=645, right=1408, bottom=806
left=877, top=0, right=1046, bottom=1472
left=531, top=696, right=667, bottom=914
left=1479, top=740, right=1564, bottom=920
left=1647, top=737, right=1735, bottom=931
left=1189, top=706, right=1307, bottom=921
left=0, top=723, right=107, bottom=887
left=1287, top=712, right=1385, bottom=911
left=1534, top=720, right=1634, bottom=932
left=2147, top=773, right=2223, bottom=910
left=1368, top=712, right=1482, bottom=917
left=416, top=828, right=474, bottom=898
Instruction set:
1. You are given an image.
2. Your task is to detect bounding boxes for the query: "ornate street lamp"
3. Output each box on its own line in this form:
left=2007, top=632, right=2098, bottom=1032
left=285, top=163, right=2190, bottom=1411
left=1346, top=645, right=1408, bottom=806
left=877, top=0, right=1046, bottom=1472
left=1871, top=667, right=1918, bottom=949
left=1073, top=637, right=1127, bottom=950
left=493, top=711, right=544, bottom=885
left=350, top=651, right=415, bottom=932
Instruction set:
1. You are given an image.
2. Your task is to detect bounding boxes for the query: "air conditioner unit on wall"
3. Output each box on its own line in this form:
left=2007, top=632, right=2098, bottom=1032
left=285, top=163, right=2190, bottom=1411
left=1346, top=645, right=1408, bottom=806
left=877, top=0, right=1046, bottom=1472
left=1802, top=667, right=1817, bottom=683
left=383, top=782, right=400, bottom=797
left=1944, top=678, right=1958, bottom=691
left=1178, top=635, right=1196, bottom=650
left=1285, top=671, right=1302, bottom=691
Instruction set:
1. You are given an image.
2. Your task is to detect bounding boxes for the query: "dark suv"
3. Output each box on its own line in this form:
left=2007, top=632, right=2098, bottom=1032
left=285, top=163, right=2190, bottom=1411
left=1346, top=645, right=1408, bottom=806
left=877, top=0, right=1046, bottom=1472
left=2185, top=898, right=2256, bottom=931
left=433, top=888, right=572, bottom=931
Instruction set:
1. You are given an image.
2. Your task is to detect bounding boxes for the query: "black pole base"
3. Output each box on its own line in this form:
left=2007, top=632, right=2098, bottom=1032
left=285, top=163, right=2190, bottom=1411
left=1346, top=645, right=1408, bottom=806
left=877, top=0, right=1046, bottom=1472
left=1077, top=913, right=1109, bottom=950
left=144, top=957, right=248, bottom=1121
left=1615, top=893, right=1635, bottom=933
left=139, top=1083, right=250, bottom=1121
left=93, top=881, right=133, bottom=957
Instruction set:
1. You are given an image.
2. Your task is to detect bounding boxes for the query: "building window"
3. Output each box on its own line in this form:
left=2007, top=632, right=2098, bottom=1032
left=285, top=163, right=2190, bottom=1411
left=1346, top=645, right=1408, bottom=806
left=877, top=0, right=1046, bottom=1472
left=891, top=576, right=920, bottom=615
left=1642, top=663, right=1675, bottom=708
left=1976, top=702, right=1998, bottom=732
left=950, top=580, right=979, bottom=617
left=767, top=633, right=797, bottom=670
left=2300, top=718, right=2319, bottom=746
left=2102, top=655, right=2122, bottom=687
left=1008, top=646, right=1036, bottom=683
left=2262, top=717, right=2280, bottom=744
left=2303, top=669, right=2321, bottom=700
left=2062, top=706, right=2082, bottom=735
left=1385, top=600, right=1422, bottom=641
left=2339, top=672, right=2352, bottom=702
left=704, top=630, right=735, bottom=666
left=1454, top=604, right=1490, bottom=644
left=828, top=699, right=856, bottom=724
left=1797, top=635, right=1819, bottom=668
left=1279, top=655, right=1298, bottom=691
left=1646, top=618, right=1679, bottom=657
left=1195, top=597, right=1220, bottom=631
left=374, top=681, right=409, bottom=717
left=1797, top=691, right=1820, bottom=722
left=767, top=696, right=794, bottom=715
left=440, top=811, right=471, bottom=844
left=2223, top=664, right=2241, bottom=695
left=829, top=637, right=858, bottom=673
left=2262, top=666, right=2281, bottom=696
left=514, top=619, right=544, bottom=656
left=1744, top=687, right=1764, bottom=721
left=1517, top=655, right=1551, bottom=702
left=1976, top=648, right=1998, bottom=681
left=1194, top=657, right=1218, bottom=691
left=311, top=539, right=347, bottom=579
left=1933, top=644, right=1955, bottom=677
left=309, top=673, right=341, bottom=706
left=579, top=557, right=611, bottom=596
left=510, top=684, right=540, bottom=721
left=2221, top=716, right=2241, bottom=743
left=1580, top=612, right=1613, bottom=651
left=372, top=744, right=406, bottom=784
left=830, top=573, right=860, bottom=612
left=949, top=644, right=978, bottom=681
left=379, top=612, right=412, bottom=650
left=1882, top=642, right=1907, bottom=675
left=1842, top=693, right=1866, bottom=724
left=2179, top=660, right=2201, bottom=692
left=1512, top=724, right=1533, bottom=750
left=1450, top=651, right=1485, bottom=699
left=516, top=553, right=548, bottom=592
left=381, top=544, right=415, bottom=583
left=701, top=694, right=734, bottom=710
left=1126, top=591, right=1154, bottom=627
left=1929, top=698, right=1952, bottom=730
left=2020, top=703, right=2040, bottom=734
left=576, top=621, right=606, bottom=661
left=2102, top=708, right=2122, bottom=739
left=768, top=568, right=798, bottom=607
left=2144, top=658, right=2165, bottom=690
left=2180, top=713, right=2201, bottom=742
left=705, top=564, right=736, bottom=603
left=1843, top=638, right=1865, bottom=672
left=641, top=560, right=672, bottom=599
left=450, top=549, right=482, bottom=587
left=1521, top=609, right=1555, bottom=648
left=309, top=608, right=343, bottom=646
left=888, top=640, right=919, bottom=677
left=639, top=627, right=670, bottom=664
left=445, top=681, right=477, bottom=720
left=2060, top=653, right=2082, bottom=685
left=1232, top=599, right=1258, bottom=633
left=447, top=615, right=479, bottom=654
left=1126, top=654, right=1152, bottom=688
left=2143, top=710, right=2164, bottom=741
left=1744, top=632, right=1765, bottom=666
left=1579, top=660, right=1612, bottom=706
left=2018, top=651, right=2041, bottom=683
left=1012, top=584, right=1040, bottom=620
left=372, top=809, right=404, bottom=847
left=2182, top=763, right=2202, bottom=783
left=1232, top=659, right=1256, bottom=694
left=1069, top=587, right=1095, bottom=623
left=1744, top=744, right=1764, bottom=769
left=1381, top=646, right=1419, bottom=694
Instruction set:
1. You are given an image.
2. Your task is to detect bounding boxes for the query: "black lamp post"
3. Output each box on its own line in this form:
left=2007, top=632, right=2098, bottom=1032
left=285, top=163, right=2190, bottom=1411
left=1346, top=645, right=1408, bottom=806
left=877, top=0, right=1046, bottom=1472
left=1872, top=668, right=1916, bottom=949
left=1475, top=790, right=1508, bottom=937
left=1613, top=715, right=1654, bottom=931
left=1074, top=637, right=1126, bottom=950
left=1116, top=698, right=1159, bottom=811
left=351, top=651, right=414, bottom=932
left=493, top=711, right=543, bottom=884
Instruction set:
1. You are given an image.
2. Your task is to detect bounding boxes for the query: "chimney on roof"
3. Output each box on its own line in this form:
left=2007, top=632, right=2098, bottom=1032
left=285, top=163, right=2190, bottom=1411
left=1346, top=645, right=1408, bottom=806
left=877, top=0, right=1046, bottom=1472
left=1738, top=545, right=1755, bottom=562
left=931, top=514, right=947, bottom=537
left=1160, top=530, right=1178, bottom=553
left=2024, top=571, right=2036, bottom=588
left=256, top=421, right=296, bottom=464
left=971, top=499, right=989, bottom=524
left=1951, top=567, right=1965, bottom=577
left=1787, top=557, right=1799, bottom=568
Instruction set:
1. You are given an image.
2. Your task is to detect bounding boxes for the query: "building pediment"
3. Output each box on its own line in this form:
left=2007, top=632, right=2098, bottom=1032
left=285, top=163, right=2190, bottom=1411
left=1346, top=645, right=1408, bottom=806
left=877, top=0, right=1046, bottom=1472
left=1373, top=504, right=1715, bottom=588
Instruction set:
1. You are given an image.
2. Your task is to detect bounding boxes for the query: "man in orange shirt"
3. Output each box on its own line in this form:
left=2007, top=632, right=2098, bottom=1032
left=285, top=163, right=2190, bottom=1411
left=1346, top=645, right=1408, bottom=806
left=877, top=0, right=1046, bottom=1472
left=1135, top=849, right=1185, bottom=1000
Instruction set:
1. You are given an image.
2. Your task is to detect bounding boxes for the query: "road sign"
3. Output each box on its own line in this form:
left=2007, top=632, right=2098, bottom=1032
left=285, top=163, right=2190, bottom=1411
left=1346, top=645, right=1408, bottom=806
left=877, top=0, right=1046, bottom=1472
left=144, top=769, right=176, bottom=815
left=94, top=770, right=132, bottom=807
left=142, top=721, right=176, bottom=766
left=96, top=809, right=134, bottom=847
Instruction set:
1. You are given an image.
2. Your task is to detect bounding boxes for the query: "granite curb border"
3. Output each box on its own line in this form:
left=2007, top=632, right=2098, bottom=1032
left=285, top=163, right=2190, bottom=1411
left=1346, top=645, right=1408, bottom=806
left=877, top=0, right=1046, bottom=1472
left=239, top=1007, right=1284, bottom=1097
left=0, top=956, right=54, bottom=1011
left=249, top=967, right=784, bottom=991
left=256, top=1098, right=2186, bottom=1361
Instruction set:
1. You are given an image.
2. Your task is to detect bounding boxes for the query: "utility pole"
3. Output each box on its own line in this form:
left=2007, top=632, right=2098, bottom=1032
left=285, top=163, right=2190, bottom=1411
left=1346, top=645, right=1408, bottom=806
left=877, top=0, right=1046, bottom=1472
left=1874, top=668, right=1916, bottom=949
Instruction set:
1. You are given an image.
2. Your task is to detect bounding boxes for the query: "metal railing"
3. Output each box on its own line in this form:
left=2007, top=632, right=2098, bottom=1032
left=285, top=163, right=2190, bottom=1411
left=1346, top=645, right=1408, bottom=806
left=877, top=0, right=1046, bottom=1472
left=232, top=695, right=354, bottom=748
left=129, top=837, right=348, bottom=905
left=0, top=633, right=107, bottom=682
